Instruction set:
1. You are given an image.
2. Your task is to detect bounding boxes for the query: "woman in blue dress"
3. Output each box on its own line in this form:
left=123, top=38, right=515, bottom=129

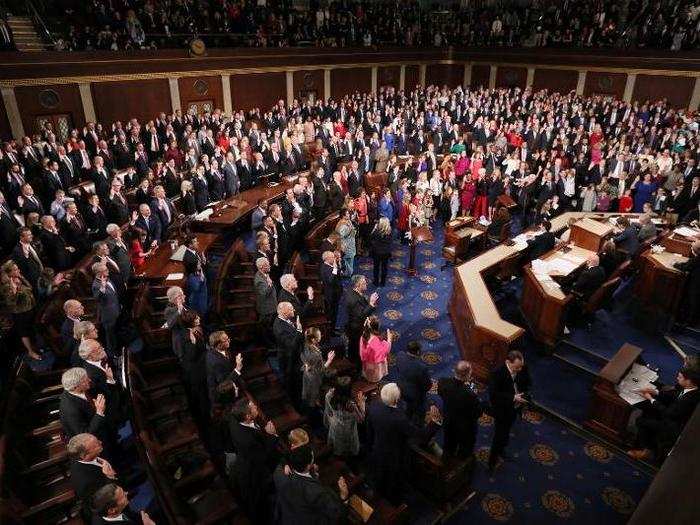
left=632, top=172, right=658, bottom=213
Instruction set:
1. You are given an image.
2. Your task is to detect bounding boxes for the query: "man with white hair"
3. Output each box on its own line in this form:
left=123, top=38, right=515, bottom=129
left=278, top=273, right=314, bottom=322
left=67, top=433, right=117, bottom=501
left=163, top=285, right=188, bottom=359
left=78, top=339, right=122, bottom=420
left=132, top=203, right=160, bottom=250
left=366, top=382, right=441, bottom=504
left=273, top=301, right=304, bottom=405
left=320, top=250, right=343, bottom=333
left=92, top=261, right=121, bottom=355
left=61, top=299, right=84, bottom=355
left=59, top=367, right=107, bottom=440
left=106, top=223, right=132, bottom=281
left=254, top=256, right=277, bottom=339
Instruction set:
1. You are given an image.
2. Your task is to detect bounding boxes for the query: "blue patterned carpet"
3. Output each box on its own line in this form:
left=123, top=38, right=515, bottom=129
left=350, top=223, right=652, bottom=524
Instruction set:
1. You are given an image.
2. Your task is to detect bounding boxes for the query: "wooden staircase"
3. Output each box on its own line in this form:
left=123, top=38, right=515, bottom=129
left=7, top=16, right=46, bottom=51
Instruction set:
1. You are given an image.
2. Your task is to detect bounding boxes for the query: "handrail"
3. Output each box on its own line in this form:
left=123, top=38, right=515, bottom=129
left=24, top=0, right=55, bottom=48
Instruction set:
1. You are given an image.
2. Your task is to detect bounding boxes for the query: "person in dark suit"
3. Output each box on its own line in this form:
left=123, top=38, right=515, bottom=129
left=91, top=483, right=156, bottom=525
left=19, top=183, right=45, bottom=218
left=182, top=235, right=208, bottom=316
left=91, top=262, right=121, bottom=356
left=205, top=330, right=242, bottom=406
left=254, top=256, right=278, bottom=339
left=273, top=302, right=304, bottom=405
left=192, top=166, right=210, bottom=212
left=0, top=191, right=21, bottom=257
left=488, top=350, right=532, bottom=471
left=320, top=250, right=343, bottom=333
left=366, top=383, right=441, bottom=504
left=67, top=433, right=117, bottom=502
left=526, top=219, right=556, bottom=261
left=273, top=445, right=349, bottom=524
left=106, top=224, right=132, bottom=283
left=59, top=367, right=107, bottom=440
left=150, top=185, right=176, bottom=240
left=39, top=215, right=75, bottom=271
left=613, top=216, right=640, bottom=256
left=673, top=240, right=700, bottom=325
left=132, top=204, right=161, bottom=251
left=571, top=254, right=607, bottom=300
left=12, top=227, right=43, bottom=290
left=61, top=299, right=85, bottom=357
left=396, top=341, right=432, bottom=424
left=344, top=275, right=378, bottom=363
left=222, top=152, right=240, bottom=197
left=628, top=366, right=700, bottom=461
left=78, top=339, right=124, bottom=426
left=84, top=194, right=109, bottom=240
left=227, top=398, right=280, bottom=523
left=438, top=361, right=483, bottom=458
left=278, top=273, right=314, bottom=322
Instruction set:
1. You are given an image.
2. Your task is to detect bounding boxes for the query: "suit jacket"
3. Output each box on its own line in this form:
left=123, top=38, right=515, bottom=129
left=222, top=162, right=240, bottom=196
left=133, top=215, right=161, bottom=250
left=344, top=289, right=375, bottom=333
left=488, top=364, right=532, bottom=419
left=107, top=194, right=130, bottom=225
left=273, top=466, right=347, bottom=525
left=572, top=265, right=607, bottom=299
left=254, top=271, right=277, bottom=316
left=59, top=391, right=106, bottom=439
left=438, top=376, right=483, bottom=436
left=12, top=244, right=43, bottom=288
left=39, top=228, right=72, bottom=271
left=0, top=208, right=20, bottom=255
left=273, top=317, right=304, bottom=378
left=84, top=206, right=108, bottom=237
left=150, top=198, right=176, bottom=238
left=91, top=509, right=143, bottom=525
left=69, top=459, right=111, bottom=501
left=106, top=238, right=132, bottom=281
left=92, top=278, right=121, bottom=325
left=205, top=348, right=236, bottom=404
left=278, top=288, right=312, bottom=320
left=527, top=231, right=556, bottom=260
left=614, top=225, right=640, bottom=255
left=396, top=351, right=431, bottom=407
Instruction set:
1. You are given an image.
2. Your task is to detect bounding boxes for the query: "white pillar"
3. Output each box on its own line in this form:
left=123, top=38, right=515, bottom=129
left=623, top=73, right=637, bottom=103
left=168, top=77, right=181, bottom=113
left=488, top=65, right=497, bottom=90
left=371, top=66, right=378, bottom=94
left=690, top=77, right=700, bottom=112
left=526, top=67, right=535, bottom=89
left=286, top=71, right=294, bottom=107
left=324, top=69, right=331, bottom=100
left=419, top=64, right=427, bottom=87
left=399, top=65, right=406, bottom=91
left=1, top=87, right=24, bottom=139
left=221, top=75, right=232, bottom=115
left=78, top=82, right=96, bottom=123
left=576, top=71, right=587, bottom=96
left=463, top=63, right=472, bottom=88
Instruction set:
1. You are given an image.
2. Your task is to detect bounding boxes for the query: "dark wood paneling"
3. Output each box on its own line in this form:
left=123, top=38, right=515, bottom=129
left=92, top=79, right=170, bottom=125
left=633, top=74, right=695, bottom=109
left=230, top=72, right=286, bottom=111
left=330, top=67, right=371, bottom=100
left=471, top=64, right=491, bottom=89
left=0, top=97, right=12, bottom=140
left=584, top=71, right=627, bottom=98
left=293, top=69, right=324, bottom=101
left=405, top=65, right=420, bottom=90
left=495, top=66, right=527, bottom=89
left=427, top=64, right=463, bottom=87
left=377, top=66, right=400, bottom=90
left=532, top=68, right=579, bottom=94
left=14, top=83, right=85, bottom=137
left=178, top=75, right=224, bottom=112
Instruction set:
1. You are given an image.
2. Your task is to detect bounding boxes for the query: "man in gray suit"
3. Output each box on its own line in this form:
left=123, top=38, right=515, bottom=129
left=222, top=151, right=240, bottom=197
left=92, top=262, right=121, bottom=356
left=105, top=224, right=132, bottom=283
left=254, top=256, right=277, bottom=345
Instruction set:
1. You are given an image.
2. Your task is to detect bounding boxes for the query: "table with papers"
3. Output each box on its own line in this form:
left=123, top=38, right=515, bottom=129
left=617, top=363, right=659, bottom=405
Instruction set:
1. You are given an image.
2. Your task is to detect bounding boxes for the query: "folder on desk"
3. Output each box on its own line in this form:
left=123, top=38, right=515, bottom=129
left=170, top=246, right=186, bottom=261
left=348, top=495, right=374, bottom=522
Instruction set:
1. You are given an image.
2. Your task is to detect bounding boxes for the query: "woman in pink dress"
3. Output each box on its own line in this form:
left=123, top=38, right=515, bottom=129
left=359, top=316, right=392, bottom=383
left=460, top=174, right=476, bottom=216
left=454, top=150, right=470, bottom=178
left=470, top=151, right=483, bottom=179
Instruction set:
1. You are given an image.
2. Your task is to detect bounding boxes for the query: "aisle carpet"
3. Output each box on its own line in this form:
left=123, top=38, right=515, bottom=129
left=348, top=223, right=652, bottom=524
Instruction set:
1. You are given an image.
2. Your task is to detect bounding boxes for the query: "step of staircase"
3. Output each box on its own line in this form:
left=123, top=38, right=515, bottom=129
left=7, top=16, right=47, bottom=51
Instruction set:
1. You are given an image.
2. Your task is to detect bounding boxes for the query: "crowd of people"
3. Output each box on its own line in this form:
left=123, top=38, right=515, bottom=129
left=1, top=78, right=700, bottom=521
left=7, top=0, right=697, bottom=52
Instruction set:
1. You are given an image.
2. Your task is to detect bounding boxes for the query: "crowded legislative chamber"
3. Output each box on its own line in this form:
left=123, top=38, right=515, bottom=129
left=1, top=0, right=700, bottom=524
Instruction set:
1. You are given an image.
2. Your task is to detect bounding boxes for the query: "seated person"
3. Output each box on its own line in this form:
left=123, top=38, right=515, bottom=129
left=627, top=366, right=700, bottom=462
left=486, top=206, right=511, bottom=243
left=637, top=214, right=657, bottom=242
left=526, top=219, right=555, bottom=261
left=613, top=216, right=640, bottom=256
left=571, top=254, right=606, bottom=300
left=673, top=240, right=700, bottom=326
left=599, top=240, right=625, bottom=278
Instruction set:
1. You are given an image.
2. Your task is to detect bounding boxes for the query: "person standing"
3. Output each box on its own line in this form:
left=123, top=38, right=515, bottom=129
left=344, top=275, right=378, bottom=364
left=370, top=217, right=392, bottom=287
left=488, top=350, right=531, bottom=471
left=300, top=326, right=335, bottom=410
left=254, top=256, right=277, bottom=345
left=320, top=251, right=343, bottom=334
left=336, top=208, right=357, bottom=276
left=438, top=361, right=483, bottom=458
left=396, top=341, right=432, bottom=424
left=359, top=315, right=392, bottom=383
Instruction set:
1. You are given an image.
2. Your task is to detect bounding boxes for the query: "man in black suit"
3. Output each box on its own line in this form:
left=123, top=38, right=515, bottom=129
left=273, top=302, right=304, bottom=405
left=39, top=215, right=75, bottom=271
left=526, top=219, right=556, bottom=261
left=67, top=433, right=117, bottom=502
left=61, top=299, right=85, bottom=357
left=150, top=185, right=176, bottom=239
left=0, top=191, right=20, bottom=257
left=344, top=275, right=378, bottom=363
left=106, top=224, right=132, bottom=283
left=92, top=262, right=122, bottom=356
left=278, top=273, right=314, bottom=323
left=628, top=366, right=700, bottom=461
left=78, top=339, right=124, bottom=426
left=12, top=227, right=43, bottom=290
left=438, top=360, right=483, bottom=458
left=19, top=183, right=44, bottom=217
left=396, top=341, right=432, bottom=424
left=59, top=367, right=108, bottom=441
left=320, top=250, right=343, bottom=333
left=571, top=254, right=607, bottom=300
left=367, top=383, right=441, bottom=504
left=273, top=446, right=348, bottom=524
left=674, top=240, right=700, bottom=325
left=132, top=204, right=161, bottom=251
left=488, top=350, right=532, bottom=471
left=204, top=330, right=242, bottom=406
left=613, top=216, right=640, bottom=256
left=91, top=483, right=156, bottom=525
left=227, top=398, right=280, bottom=523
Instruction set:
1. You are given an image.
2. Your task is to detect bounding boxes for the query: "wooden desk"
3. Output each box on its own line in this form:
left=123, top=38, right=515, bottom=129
left=137, top=232, right=219, bottom=286
left=521, top=245, right=594, bottom=346
left=662, top=227, right=700, bottom=257
left=570, top=217, right=613, bottom=252
left=190, top=178, right=297, bottom=232
left=585, top=343, right=642, bottom=446
left=634, top=249, right=688, bottom=323
left=444, top=216, right=476, bottom=247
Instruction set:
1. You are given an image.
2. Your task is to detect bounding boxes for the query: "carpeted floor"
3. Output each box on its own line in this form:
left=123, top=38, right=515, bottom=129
left=349, top=222, right=655, bottom=524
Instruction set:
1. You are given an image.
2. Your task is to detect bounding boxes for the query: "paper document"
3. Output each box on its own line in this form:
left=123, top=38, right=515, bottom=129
left=165, top=273, right=184, bottom=281
left=674, top=226, right=700, bottom=237
left=170, top=245, right=187, bottom=261
left=548, top=258, right=578, bottom=275
left=617, top=363, right=658, bottom=404
left=194, top=208, right=214, bottom=221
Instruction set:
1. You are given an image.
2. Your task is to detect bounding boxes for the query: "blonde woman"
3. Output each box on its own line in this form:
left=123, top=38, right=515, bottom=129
left=370, top=217, right=392, bottom=287
left=335, top=208, right=357, bottom=276
left=0, top=261, right=39, bottom=360
left=301, top=326, right=335, bottom=408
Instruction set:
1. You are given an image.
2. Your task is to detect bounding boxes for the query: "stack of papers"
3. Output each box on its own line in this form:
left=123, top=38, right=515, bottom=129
left=617, top=363, right=659, bottom=404
left=194, top=208, right=214, bottom=221
left=170, top=246, right=187, bottom=261
left=674, top=226, right=700, bottom=237
left=165, top=272, right=184, bottom=281
left=548, top=258, right=578, bottom=275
